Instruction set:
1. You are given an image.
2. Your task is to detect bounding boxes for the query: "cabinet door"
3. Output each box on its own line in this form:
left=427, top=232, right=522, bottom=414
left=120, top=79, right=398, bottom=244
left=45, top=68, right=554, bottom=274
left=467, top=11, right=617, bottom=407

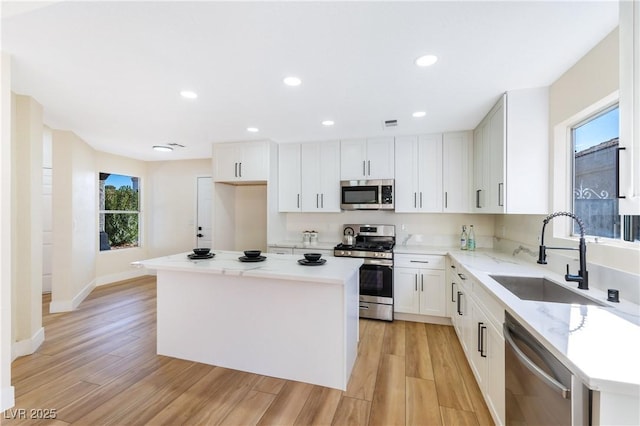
left=278, top=144, right=301, bottom=212
left=394, top=136, right=420, bottom=212
left=469, top=300, right=489, bottom=387
left=485, top=321, right=505, bottom=425
left=418, top=269, right=446, bottom=316
left=443, top=132, right=472, bottom=213
left=366, top=137, right=395, bottom=179
left=340, top=139, right=367, bottom=180
left=238, top=141, right=269, bottom=181
left=214, top=143, right=240, bottom=182
left=317, top=141, right=341, bottom=212
left=301, top=143, right=322, bottom=211
left=417, top=134, right=443, bottom=212
left=393, top=268, right=420, bottom=314
left=487, top=97, right=506, bottom=213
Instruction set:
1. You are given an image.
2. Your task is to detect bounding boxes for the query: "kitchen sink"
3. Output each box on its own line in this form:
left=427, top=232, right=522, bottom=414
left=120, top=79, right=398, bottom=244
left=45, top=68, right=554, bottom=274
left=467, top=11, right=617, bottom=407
left=489, top=275, right=607, bottom=307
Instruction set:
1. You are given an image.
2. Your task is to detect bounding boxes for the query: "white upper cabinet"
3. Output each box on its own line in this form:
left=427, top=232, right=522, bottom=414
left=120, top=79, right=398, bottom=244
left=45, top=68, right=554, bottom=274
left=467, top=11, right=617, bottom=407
left=443, top=131, right=473, bottom=213
left=278, top=143, right=301, bottom=212
left=301, top=141, right=341, bottom=212
left=278, top=141, right=340, bottom=213
left=473, top=88, right=549, bottom=214
left=340, top=137, right=394, bottom=180
left=214, top=141, right=269, bottom=183
left=394, top=134, right=442, bottom=212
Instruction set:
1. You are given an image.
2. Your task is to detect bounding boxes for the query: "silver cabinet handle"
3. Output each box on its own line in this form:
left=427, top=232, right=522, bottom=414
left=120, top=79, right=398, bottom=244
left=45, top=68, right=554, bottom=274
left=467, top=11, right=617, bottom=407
left=234, top=162, right=238, bottom=177
left=457, top=291, right=463, bottom=315
left=321, top=193, right=324, bottom=208
left=316, top=194, right=319, bottom=208
left=363, top=160, right=366, bottom=176
left=419, top=192, right=423, bottom=208
left=414, top=192, right=417, bottom=208
left=367, top=160, right=371, bottom=176
left=451, top=282, right=456, bottom=302
left=415, top=274, right=418, bottom=291
left=444, top=192, right=448, bottom=209
left=476, top=189, right=482, bottom=208
left=238, top=162, right=242, bottom=177
left=498, top=182, right=504, bottom=207
left=421, top=274, right=424, bottom=291
left=503, top=324, right=571, bottom=399
left=410, top=260, right=430, bottom=264
left=297, top=194, right=300, bottom=208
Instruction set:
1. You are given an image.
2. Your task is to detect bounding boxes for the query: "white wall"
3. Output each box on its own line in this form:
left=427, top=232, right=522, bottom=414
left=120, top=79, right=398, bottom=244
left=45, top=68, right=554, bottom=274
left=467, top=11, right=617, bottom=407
left=11, top=94, right=44, bottom=359
left=51, top=130, right=97, bottom=312
left=0, top=51, right=15, bottom=413
left=146, top=159, right=212, bottom=258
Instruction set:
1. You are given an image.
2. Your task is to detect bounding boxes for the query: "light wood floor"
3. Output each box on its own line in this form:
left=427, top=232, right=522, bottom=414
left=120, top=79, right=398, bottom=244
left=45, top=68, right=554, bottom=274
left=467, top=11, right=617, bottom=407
left=5, top=276, right=493, bottom=425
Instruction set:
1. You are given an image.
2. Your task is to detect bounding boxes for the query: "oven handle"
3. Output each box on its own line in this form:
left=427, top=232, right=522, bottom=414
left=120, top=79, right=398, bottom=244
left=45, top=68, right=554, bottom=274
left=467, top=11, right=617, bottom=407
left=362, top=259, right=393, bottom=267
left=503, top=323, right=571, bottom=399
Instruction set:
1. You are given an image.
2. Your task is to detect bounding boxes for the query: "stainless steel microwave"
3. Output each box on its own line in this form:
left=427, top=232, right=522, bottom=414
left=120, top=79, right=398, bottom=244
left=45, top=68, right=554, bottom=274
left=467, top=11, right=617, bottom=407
left=340, top=180, right=394, bottom=210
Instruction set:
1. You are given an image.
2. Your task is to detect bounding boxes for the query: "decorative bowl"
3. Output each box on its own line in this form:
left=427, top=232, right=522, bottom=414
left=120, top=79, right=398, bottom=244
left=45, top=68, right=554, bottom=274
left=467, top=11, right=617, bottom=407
left=243, top=250, right=262, bottom=258
left=303, top=253, right=322, bottom=262
left=193, top=248, right=211, bottom=256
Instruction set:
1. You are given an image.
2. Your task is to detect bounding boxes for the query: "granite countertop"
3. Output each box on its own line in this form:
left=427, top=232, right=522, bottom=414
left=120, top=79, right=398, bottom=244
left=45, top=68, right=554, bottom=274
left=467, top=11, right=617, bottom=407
left=398, top=245, right=640, bottom=395
left=132, top=250, right=361, bottom=285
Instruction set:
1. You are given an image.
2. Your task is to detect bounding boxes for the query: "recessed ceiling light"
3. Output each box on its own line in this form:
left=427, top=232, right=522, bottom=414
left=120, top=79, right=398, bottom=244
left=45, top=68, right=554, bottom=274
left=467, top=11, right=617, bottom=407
left=283, top=76, right=302, bottom=86
left=412, top=111, right=427, bottom=118
left=415, top=55, right=438, bottom=67
left=321, top=120, right=335, bottom=126
left=247, top=127, right=259, bottom=133
left=153, top=145, right=173, bottom=152
left=180, top=90, right=198, bottom=99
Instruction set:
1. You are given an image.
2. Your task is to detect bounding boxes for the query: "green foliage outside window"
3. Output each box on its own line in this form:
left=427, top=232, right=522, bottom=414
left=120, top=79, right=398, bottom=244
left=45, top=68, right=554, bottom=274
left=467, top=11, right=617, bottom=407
left=102, top=179, right=140, bottom=249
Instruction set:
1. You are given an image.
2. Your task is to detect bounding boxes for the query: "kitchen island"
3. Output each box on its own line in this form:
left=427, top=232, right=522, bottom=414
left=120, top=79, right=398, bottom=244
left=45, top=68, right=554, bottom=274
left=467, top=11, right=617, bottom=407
left=133, top=251, right=362, bottom=390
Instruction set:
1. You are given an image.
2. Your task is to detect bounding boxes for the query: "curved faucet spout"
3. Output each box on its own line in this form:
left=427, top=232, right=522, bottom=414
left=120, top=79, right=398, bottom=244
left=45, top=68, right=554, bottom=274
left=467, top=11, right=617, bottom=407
left=537, top=211, right=589, bottom=290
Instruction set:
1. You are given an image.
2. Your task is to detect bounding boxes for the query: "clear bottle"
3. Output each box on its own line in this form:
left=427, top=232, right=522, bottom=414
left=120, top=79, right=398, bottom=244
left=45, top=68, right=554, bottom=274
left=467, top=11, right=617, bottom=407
left=467, top=225, right=476, bottom=251
left=460, top=225, right=468, bottom=250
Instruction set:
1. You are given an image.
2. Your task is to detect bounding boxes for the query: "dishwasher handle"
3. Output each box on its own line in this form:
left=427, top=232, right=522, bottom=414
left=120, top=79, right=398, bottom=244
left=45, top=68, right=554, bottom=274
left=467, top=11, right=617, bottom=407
left=504, top=323, right=571, bottom=399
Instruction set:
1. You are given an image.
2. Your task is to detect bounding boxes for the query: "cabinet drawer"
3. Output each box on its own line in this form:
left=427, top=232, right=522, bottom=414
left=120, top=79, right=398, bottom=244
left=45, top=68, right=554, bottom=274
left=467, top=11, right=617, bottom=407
left=395, top=254, right=445, bottom=269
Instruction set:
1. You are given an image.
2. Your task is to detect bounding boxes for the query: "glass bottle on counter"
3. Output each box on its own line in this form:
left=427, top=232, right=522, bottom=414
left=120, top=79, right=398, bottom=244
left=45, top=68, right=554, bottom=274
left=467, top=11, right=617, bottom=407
left=460, top=225, right=468, bottom=250
left=467, top=225, right=476, bottom=251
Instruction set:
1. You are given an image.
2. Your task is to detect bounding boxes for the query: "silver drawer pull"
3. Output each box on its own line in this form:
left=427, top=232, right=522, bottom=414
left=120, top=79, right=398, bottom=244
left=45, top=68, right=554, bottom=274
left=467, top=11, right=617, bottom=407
left=410, top=260, right=430, bottom=264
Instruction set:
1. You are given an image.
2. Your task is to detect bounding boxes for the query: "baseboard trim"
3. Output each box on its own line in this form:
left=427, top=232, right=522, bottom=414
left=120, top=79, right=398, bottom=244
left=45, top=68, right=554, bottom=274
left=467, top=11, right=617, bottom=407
left=394, top=312, right=452, bottom=326
left=11, top=326, right=45, bottom=361
left=1, top=385, right=15, bottom=413
left=96, top=269, right=150, bottom=286
left=49, top=279, right=96, bottom=313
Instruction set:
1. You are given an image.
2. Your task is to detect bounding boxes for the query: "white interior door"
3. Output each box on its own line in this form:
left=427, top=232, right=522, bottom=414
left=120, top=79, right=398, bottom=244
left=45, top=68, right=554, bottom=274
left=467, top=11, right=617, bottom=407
left=196, top=176, right=212, bottom=248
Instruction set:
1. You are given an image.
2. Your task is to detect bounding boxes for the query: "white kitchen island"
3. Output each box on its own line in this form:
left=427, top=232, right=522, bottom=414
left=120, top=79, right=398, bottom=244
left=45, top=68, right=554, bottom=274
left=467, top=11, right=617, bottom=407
left=133, top=251, right=362, bottom=390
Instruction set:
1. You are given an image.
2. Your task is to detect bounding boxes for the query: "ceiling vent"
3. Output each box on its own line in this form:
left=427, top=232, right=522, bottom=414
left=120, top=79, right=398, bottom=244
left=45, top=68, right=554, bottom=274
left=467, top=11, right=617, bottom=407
left=383, top=119, right=398, bottom=129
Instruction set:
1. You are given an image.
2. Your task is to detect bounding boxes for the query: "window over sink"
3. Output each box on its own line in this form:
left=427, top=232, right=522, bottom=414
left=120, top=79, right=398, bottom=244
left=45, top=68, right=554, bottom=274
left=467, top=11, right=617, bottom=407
left=571, top=105, right=639, bottom=242
left=99, top=173, right=140, bottom=251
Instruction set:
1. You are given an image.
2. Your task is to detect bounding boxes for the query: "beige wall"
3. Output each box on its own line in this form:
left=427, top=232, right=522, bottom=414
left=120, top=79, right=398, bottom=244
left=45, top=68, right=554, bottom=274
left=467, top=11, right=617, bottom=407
left=146, top=159, right=212, bottom=258
left=51, top=130, right=97, bottom=312
left=11, top=94, right=44, bottom=356
left=496, top=28, right=639, bottom=277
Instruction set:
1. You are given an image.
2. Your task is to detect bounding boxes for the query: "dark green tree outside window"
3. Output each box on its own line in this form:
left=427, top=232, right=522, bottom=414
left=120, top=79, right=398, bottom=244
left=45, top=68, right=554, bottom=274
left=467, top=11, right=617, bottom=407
left=100, top=173, right=140, bottom=250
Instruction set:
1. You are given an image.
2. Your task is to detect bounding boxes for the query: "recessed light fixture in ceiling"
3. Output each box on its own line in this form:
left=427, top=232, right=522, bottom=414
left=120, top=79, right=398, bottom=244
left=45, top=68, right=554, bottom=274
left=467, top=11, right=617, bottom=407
left=247, top=127, right=259, bottom=133
left=321, top=120, right=335, bottom=126
left=153, top=145, right=173, bottom=152
left=415, top=55, right=438, bottom=67
left=180, top=90, right=198, bottom=99
left=412, top=111, right=427, bottom=118
left=283, top=76, right=302, bottom=86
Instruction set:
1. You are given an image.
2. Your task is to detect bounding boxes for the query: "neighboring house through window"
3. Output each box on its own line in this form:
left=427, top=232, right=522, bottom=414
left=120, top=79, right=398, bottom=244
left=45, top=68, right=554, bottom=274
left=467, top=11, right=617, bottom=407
left=99, top=173, right=140, bottom=251
left=572, top=105, right=639, bottom=242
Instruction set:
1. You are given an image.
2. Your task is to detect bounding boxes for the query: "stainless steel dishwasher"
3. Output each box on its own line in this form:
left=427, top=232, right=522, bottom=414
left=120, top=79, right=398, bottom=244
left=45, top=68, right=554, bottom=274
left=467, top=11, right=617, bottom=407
left=504, top=312, right=591, bottom=425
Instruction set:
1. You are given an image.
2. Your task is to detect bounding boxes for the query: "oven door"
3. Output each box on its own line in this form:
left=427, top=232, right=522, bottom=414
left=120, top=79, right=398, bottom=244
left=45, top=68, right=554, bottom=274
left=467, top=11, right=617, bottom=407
left=341, top=182, right=381, bottom=210
left=359, top=260, right=393, bottom=303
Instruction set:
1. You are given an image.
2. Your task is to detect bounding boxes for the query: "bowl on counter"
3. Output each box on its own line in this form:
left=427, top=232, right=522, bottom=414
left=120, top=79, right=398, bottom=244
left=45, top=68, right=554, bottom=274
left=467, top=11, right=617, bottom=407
left=193, top=248, right=211, bottom=256
left=303, top=253, right=322, bottom=262
left=244, top=250, right=262, bottom=258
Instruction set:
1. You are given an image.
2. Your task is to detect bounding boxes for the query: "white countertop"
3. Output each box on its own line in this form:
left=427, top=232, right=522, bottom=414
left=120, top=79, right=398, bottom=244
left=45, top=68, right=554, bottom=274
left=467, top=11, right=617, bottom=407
left=400, top=246, right=640, bottom=395
left=133, top=250, right=362, bottom=285
left=269, top=241, right=338, bottom=250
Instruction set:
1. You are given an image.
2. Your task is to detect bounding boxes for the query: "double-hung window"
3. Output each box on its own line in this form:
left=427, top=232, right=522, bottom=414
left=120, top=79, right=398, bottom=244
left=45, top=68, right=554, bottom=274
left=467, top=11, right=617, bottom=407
left=99, top=173, right=140, bottom=251
left=572, top=105, right=639, bottom=242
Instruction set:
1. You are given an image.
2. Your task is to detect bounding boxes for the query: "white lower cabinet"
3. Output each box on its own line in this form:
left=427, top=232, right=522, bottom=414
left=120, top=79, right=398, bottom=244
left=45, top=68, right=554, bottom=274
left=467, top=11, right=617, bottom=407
left=449, top=259, right=505, bottom=426
left=394, top=254, right=445, bottom=317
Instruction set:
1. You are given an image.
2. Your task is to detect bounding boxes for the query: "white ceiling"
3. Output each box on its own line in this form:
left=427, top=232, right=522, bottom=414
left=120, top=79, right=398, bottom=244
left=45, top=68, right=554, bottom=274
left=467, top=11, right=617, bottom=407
left=1, top=1, right=619, bottom=161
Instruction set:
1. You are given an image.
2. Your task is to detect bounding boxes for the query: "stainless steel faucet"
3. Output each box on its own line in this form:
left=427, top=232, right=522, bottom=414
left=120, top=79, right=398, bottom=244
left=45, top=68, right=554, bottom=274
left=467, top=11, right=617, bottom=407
left=537, top=212, right=589, bottom=290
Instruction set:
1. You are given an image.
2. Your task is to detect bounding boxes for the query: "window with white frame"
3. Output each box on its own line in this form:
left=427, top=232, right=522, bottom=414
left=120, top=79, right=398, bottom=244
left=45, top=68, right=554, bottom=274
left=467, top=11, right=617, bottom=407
left=572, top=105, right=639, bottom=242
left=99, top=173, right=140, bottom=250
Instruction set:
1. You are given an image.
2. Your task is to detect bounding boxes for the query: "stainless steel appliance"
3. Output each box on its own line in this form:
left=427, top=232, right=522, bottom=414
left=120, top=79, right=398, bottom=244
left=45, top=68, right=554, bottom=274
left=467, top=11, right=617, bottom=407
left=334, top=224, right=395, bottom=321
left=340, top=180, right=394, bottom=210
left=504, top=312, right=591, bottom=425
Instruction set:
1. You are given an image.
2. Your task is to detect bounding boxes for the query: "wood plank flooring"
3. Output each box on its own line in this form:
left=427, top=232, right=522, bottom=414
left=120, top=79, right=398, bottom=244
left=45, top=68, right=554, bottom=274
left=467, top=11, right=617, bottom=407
left=3, top=276, right=493, bottom=425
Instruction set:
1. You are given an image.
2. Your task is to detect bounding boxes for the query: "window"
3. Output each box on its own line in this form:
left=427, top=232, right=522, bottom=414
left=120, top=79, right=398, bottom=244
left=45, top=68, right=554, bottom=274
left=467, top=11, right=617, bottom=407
left=99, top=173, right=140, bottom=251
left=572, top=105, right=639, bottom=242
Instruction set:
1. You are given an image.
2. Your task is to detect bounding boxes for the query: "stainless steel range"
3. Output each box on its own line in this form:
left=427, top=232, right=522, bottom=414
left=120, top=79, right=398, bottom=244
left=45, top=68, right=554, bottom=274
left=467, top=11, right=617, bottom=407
left=334, top=224, right=395, bottom=321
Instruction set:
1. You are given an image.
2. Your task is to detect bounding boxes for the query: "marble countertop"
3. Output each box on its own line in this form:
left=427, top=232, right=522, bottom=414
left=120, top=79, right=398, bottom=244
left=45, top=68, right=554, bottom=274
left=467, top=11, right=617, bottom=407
left=133, top=250, right=362, bottom=285
left=399, top=245, right=640, bottom=395
left=269, top=241, right=338, bottom=250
